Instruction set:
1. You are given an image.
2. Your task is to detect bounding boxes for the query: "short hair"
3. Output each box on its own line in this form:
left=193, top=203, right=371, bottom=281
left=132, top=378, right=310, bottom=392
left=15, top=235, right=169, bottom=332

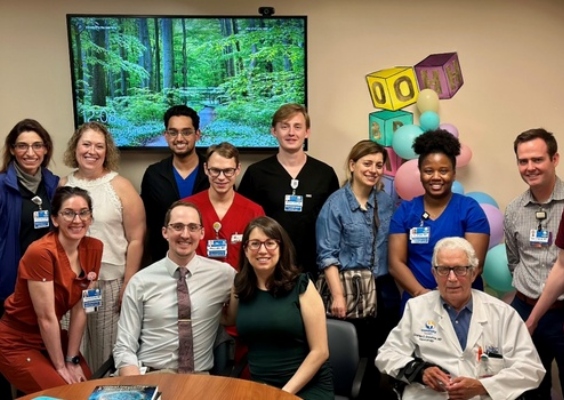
left=1, top=119, right=54, bottom=173
left=163, top=105, right=200, bottom=131
left=413, top=129, right=461, bottom=170
left=271, top=103, right=310, bottom=129
left=205, top=142, right=240, bottom=165
left=51, top=186, right=93, bottom=231
left=63, top=122, right=120, bottom=171
left=235, top=216, right=300, bottom=300
left=164, top=200, right=202, bottom=227
left=346, top=139, right=388, bottom=182
left=513, top=128, right=558, bottom=159
left=432, top=237, right=479, bottom=269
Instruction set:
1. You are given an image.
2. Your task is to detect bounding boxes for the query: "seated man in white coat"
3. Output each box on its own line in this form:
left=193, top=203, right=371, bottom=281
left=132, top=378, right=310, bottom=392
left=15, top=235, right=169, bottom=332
left=376, top=237, right=544, bottom=400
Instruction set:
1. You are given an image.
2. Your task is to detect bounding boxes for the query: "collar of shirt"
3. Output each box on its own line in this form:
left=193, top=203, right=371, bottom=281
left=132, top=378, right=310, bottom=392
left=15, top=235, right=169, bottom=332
left=344, top=181, right=377, bottom=211
left=440, top=296, right=474, bottom=315
left=163, top=254, right=202, bottom=278
left=522, top=176, right=564, bottom=206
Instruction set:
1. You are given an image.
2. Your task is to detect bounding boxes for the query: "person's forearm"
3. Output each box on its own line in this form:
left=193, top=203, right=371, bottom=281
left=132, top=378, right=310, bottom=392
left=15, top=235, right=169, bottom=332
left=528, top=261, right=564, bottom=325
left=324, top=266, right=343, bottom=297
left=119, top=365, right=141, bottom=376
left=389, top=261, right=428, bottom=296
left=38, top=315, right=66, bottom=369
left=282, top=348, right=329, bottom=394
left=67, top=304, right=87, bottom=358
left=124, top=239, right=143, bottom=284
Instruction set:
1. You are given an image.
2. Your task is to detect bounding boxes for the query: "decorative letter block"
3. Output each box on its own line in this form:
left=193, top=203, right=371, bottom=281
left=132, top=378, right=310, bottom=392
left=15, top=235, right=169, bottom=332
left=414, top=52, right=464, bottom=99
left=384, top=146, right=404, bottom=177
left=369, top=110, right=413, bottom=147
left=366, top=67, right=419, bottom=111
left=381, top=175, right=402, bottom=208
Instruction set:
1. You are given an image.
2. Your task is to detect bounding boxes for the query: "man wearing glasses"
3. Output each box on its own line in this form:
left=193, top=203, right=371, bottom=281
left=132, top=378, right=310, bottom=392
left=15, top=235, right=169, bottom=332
left=114, top=201, right=235, bottom=375
left=184, top=142, right=264, bottom=271
left=141, top=105, right=209, bottom=264
left=376, top=237, right=544, bottom=400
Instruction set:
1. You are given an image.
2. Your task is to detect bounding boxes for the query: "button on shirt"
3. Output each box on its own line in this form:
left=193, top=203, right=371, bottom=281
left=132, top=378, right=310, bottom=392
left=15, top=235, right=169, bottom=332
left=504, top=177, right=564, bottom=299
left=442, top=297, right=473, bottom=351
left=316, top=182, right=393, bottom=277
left=114, top=255, right=235, bottom=372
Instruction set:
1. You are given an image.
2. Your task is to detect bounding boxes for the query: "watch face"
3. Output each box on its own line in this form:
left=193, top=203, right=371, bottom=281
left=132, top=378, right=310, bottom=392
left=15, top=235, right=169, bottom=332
left=72, top=356, right=80, bottom=365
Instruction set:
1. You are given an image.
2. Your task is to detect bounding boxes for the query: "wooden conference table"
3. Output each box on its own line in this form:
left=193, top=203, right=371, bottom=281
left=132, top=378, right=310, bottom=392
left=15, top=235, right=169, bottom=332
left=18, top=374, right=301, bottom=399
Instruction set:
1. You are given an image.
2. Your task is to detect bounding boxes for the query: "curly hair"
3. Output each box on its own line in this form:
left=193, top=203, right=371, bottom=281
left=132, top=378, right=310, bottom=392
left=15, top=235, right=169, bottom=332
left=235, top=216, right=301, bottom=300
left=413, top=129, right=461, bottom=170
left=63, top=122, right=120, bottom=171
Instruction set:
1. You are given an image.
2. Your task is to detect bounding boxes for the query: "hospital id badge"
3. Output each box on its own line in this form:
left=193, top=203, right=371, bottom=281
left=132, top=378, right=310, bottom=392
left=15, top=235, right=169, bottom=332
left=529, top=229, right=551, bottom=247
left=207, top=239, right=228, bottom=258
left=82, top=288, right=102, bottom=313
left=33, top=210, right=50, bottom=229
left=410, top=226, right=431, bottom=244
left=284, top=194, right=303, bottom=212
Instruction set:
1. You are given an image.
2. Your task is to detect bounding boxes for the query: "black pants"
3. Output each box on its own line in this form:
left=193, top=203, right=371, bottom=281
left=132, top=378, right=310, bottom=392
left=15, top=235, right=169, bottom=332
left=0, top=301, right=14, bottom=399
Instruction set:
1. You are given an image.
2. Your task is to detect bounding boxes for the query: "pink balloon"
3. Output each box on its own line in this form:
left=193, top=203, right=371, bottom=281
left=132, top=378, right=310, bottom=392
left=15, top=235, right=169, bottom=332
left=439, top=123, right=459, bottom=138
left=394, top=159, right=424, bottom=200
left=480, top=204, right=504, bottom=249
left=456, top=143, right=473, bottom=168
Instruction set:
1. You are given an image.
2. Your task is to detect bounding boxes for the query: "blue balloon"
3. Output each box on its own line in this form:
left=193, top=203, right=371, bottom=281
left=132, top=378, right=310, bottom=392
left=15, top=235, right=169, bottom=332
left=391, top=124, right=423, bottom=160
left=419, top=111, right=440, bottom=131
left=483, top=244, right=514, bottom=293
left=466, top=191, right=499, bottom=209
left=452, top=180, right=465, bottom=194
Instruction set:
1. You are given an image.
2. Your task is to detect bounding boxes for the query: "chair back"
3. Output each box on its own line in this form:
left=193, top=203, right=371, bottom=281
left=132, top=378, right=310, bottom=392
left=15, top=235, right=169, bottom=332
left=327, top=319, right=361, bottom=397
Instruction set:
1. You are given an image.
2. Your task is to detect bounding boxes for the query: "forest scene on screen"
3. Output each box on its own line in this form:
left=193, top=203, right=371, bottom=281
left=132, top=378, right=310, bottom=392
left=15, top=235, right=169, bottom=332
left=68, top=16, right=307, bottom=148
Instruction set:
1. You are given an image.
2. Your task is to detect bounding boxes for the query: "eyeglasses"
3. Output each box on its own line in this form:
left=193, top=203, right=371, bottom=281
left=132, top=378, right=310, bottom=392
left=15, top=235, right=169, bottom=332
left=433, top=265, right=472, bottom=277
left=59, top=209, right=92, bottom=222
left=166, top=129, right=196, bottom=137
left=168, top=223, right=203, bottom=233
left=13, top=142, right=46, bottom=152
left=207, top=168, right=237, bottom=178
left=245, top=239, right=280, bottom=251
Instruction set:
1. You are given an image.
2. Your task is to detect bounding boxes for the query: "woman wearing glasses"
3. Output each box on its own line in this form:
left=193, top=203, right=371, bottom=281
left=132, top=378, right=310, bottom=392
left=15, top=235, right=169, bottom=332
left=388, top=130, right=490, bottom=312
left=60, top=122, right=146, bottom=372
left=315, top=140, right=396, bottom=396
left=223, top=216, right=333, bottom=399
left=0, top=186, right=103, bottom=394
left=0, top=119, right=59, bottom=396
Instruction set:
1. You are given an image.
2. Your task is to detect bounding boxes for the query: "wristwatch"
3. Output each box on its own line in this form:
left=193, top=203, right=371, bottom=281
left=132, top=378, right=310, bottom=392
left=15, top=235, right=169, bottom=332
left=65, top=355, right=80, bottom=365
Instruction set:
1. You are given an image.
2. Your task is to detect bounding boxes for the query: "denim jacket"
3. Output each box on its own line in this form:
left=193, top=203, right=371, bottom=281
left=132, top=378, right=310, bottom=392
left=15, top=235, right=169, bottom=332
left=316, top=182, right=393, bottom=277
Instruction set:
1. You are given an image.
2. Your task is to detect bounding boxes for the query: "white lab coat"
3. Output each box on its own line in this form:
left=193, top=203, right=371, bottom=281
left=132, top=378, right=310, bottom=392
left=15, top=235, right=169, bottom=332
left=376, top=290, right=545, bottom=400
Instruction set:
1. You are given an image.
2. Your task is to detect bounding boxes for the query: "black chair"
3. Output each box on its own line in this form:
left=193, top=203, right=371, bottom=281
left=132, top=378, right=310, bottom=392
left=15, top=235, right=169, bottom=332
left=326, top=319, right=367, bottom=400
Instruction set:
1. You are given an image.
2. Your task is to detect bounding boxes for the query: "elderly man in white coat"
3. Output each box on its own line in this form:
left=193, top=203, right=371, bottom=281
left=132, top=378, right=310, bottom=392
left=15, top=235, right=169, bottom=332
left=376, top=237, right=544, bottom=400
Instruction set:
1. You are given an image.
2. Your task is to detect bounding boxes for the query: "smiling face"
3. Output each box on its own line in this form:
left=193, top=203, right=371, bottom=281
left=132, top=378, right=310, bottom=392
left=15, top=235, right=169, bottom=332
left=244, top=227, right=280, bottom=278
left=516, top=138, right=559, bottom=192
left=432, top=247, right=476, bottom=311
left=271, top=112, right=310, bottom=154
left=162, top=205, right=204, bottom=265
left=165, top=115, right=201, bottom=158
left=10, top=131, right=47, bottom=175
left=419, top=152, right=455, bottom=199
left=349, top=152, right=385, bottom=190
left=75, top=129, right=106, bottom=174
left=205, top=152, right=240, bottom=196
left=52, top=195, right=92, bottom=245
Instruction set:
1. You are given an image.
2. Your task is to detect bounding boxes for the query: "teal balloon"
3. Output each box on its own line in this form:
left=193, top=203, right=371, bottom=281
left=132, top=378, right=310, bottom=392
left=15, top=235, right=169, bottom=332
left=392, top=124, right=423, bottom=160
left=452, top=180, right=465, bottom=194
left=419, top=111, right=440, bottom=131
left=466, top=191, right=499, bottom=209
left=483, top=244, right=514, bottom=293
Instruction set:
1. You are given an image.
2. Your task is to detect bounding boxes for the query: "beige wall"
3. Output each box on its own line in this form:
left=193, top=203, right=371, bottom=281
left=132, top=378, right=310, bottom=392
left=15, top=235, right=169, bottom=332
left=1, top=0, right=563, bottom=211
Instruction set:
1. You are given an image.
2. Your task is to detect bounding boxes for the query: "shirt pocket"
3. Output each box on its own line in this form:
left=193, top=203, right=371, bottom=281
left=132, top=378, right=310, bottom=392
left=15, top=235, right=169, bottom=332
left=343, top=222, right=366, bottom=247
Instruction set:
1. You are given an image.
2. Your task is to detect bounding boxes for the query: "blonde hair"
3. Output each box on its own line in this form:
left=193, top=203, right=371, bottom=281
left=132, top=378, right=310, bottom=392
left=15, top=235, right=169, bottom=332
left=63, top=122, right=120, bottom=171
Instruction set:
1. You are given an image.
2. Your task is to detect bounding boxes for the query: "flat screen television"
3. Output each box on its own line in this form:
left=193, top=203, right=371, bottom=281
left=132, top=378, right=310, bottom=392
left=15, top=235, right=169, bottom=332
left=66, top=14, right=307, bottom=151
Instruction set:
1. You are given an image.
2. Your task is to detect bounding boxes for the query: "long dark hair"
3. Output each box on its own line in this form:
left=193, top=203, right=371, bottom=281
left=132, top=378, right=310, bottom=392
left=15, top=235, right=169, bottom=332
left=235, top=216, right=300, bottom=300
left=51, top=186, right=93, bottom=231
left=1, top=119, right=54, bottom=173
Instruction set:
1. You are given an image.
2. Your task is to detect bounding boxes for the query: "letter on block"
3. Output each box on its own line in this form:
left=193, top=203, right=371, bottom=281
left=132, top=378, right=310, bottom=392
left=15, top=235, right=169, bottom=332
left=384, top=146, right=404, bottom=177
left=366, top=67, right=419, bottom=111
left=414, top=52, right=464, bottom=99
left=369, top=110, right=413, bottom=147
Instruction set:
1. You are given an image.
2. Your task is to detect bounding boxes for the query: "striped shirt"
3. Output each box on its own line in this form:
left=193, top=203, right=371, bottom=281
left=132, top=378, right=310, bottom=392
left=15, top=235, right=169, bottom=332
left=504, top=177, right=564, bottom=298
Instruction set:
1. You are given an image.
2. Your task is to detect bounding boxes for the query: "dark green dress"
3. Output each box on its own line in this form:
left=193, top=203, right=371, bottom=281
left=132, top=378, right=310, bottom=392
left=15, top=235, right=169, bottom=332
left=236, top=274, right=333, bottom=400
